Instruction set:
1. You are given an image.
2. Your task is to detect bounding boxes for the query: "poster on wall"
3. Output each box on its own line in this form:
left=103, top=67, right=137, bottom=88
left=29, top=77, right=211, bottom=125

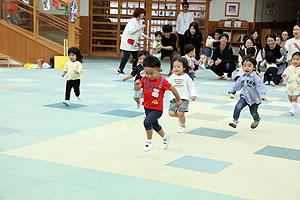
left=225, top=2, right=240, bottom=17
left=52, top=0, right=59, bottom=10
left=43, top=0, right=50, bottom=10
left=69, top=1, right=78, bottom=22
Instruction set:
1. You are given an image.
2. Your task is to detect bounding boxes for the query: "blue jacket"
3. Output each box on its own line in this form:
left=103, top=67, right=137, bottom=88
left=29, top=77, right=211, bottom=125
left=230, top=71, right=266, bottom=105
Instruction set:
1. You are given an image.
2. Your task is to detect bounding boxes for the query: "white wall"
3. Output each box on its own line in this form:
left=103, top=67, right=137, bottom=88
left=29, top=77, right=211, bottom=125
left=80, top=0, right=89, bottom=16
left=256, top=0, right=300, bottom=22
left=209, top=0, right=255, bottom=22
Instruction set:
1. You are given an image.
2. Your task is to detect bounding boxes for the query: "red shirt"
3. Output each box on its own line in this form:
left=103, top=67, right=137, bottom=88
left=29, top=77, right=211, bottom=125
left=141, top=76, right=171, bottom=111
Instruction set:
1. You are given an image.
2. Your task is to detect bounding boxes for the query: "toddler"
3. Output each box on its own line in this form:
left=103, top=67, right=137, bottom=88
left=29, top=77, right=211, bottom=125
left=168, top=57, right=197, bottom=133
left=134, top=56, right=182, bottom=151
left=228, top=56, right=268, bottom=129
left=152, top=31, right=162, bottom=60
left=61, top=47, right=83, bottom=106
left=281, top=52, right=300, bottom=115
left=122, top=50, right=149, bottom=108
left=183, top=44, right=204, bottom=81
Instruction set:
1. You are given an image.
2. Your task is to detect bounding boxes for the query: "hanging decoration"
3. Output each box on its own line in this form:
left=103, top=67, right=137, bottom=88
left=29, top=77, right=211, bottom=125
left=63, top=6, right=68, bottom=19
left=43, top=0, right=50, bottom=10
left=52, top=0, right=59, bottom=10
left=69, top=1, right=78, bottom=22
left=21, top=0, right=29, bottom=4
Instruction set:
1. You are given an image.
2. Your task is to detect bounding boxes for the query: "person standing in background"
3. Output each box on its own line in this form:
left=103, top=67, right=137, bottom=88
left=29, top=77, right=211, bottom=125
left=176, top=1, right=194, bottom=56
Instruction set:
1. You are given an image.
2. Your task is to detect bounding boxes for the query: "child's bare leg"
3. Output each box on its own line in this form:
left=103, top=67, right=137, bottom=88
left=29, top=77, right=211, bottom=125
left=146, top=129, right=153, bottom=139
left=168, top=110, right=178, bottom=117
left=156, top=128, right=165, bottom=138
left=288, top=96, right=293, bottom=103
left=177, top=111, right=186, bottom=127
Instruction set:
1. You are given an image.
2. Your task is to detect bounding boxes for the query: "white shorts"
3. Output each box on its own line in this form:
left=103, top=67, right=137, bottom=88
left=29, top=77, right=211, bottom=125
left=286, top=90, right=300, bottom=96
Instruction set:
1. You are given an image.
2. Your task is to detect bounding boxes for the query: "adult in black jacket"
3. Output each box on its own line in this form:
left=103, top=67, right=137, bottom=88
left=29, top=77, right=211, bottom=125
left=209, top=34, right=236, bottom=80
left=184, top=22, right=202, bottom=70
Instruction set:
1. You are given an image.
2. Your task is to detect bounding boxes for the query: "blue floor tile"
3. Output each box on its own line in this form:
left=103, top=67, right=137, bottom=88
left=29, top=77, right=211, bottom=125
left=254, top=145, right=300, bottom=162
left=166, top=155, right=233, bottom=174
left=44, top=102, right=88, bottom=110
left=102, top=109, right=144, bottom=118
left=187, top=127, right=237, bottom=139
left=0, top=127, right=21, bottom=136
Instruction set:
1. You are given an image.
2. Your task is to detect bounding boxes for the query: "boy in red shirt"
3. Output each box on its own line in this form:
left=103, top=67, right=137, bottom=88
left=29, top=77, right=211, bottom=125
left=134, top=56, right=182, bottom=151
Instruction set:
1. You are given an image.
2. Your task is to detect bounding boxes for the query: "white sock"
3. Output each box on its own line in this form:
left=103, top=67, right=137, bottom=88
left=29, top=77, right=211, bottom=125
left=146, top=139, right=152, bottom=143
left=179, top=121, right=186, bottom=127
left=292, top=102, right=298, bottom=112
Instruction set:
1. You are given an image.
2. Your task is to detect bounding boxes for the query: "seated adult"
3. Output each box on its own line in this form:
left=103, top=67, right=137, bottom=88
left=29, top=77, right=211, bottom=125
left=209, top=33, right=236, bottom=80
left=160, top=25, right=177, bottom=75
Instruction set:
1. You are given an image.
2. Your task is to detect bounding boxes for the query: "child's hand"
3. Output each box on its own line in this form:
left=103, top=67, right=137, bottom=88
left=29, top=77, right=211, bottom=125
left=61, top=74, right=65, bottom=77
left=74, top=69, right=79, bottom=74
left=262, top=97, right=268, bottom=101
left=122, top=77, right=127, bottom=82
left=176, top=99, right=182, bottom=107
left=228, top=91, right=231, bottom=94
left=215, top=58, right=222, bottom=65
left=135, top=80, right=141, bottom=86
left=293, top=43, right=300, bottom=50
left=208, top=60, right=214, bottom=66
left=191, top=96, right=196, bottom=101
left=281, top=74, right=287, bottom=78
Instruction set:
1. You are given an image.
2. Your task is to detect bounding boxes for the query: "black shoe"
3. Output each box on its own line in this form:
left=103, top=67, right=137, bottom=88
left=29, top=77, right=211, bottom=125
left=117, top=69, right=125, bottom=75
left=250, top=119, right=260, bottom=129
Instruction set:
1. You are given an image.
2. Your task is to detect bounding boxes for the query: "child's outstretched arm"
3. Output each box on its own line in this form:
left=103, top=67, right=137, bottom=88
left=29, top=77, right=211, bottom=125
left=134, top=80, right=143, bottom=91
left=229, top=78, right=242, bottom=94
left=122, top=74, right=134, bottom=82
left=169, top=86, right=182, bottom=106
left=61, top=71, right=67, bottom=77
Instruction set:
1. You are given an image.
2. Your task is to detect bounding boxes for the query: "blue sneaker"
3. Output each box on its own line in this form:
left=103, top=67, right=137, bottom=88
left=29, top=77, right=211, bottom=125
left=117, top=69, right=125, bottom=75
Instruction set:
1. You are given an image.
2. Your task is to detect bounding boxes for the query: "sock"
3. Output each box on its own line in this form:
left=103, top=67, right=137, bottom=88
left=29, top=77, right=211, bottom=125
left=146, top=139, right=152, bottom=143
left=292, top=102, right=298, bottom=112
left=179, top=121, right=186, bottom=127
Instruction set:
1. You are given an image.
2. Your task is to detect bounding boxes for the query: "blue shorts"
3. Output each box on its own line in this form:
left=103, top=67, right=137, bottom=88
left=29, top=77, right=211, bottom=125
left=169, top=99, right=189, bottom=112
left=204, top=47, right=212, bottom=57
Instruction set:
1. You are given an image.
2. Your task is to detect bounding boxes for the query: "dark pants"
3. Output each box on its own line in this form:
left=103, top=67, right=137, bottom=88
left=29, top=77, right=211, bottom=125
left=161, top=50, right=177, bottom=71
left=144, top=107, right=163, bottom=132
left=233, top=97, right=260, bottom=120
left=210, top=62, right=236, bottom=78
left=263, top=67, right=278, bottom=83
left=118, top=50, right=138, bottom=71
left=178, top=34, right=185, bottom=56
left=273, top=74, right=282, bottom=85
left=65, top=79, right=80, bottom=100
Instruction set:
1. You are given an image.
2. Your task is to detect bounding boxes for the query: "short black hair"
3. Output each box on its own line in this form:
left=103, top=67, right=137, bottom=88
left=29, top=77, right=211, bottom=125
left=242, top=55, right=257, bottom=70
left=214, top=29, right=223, bottom=35
left=246, top=47, right=256, bottom=57
left=182, top=1, right=189, bottom=7
left=219, top=33, right=229, bottom=41
left=243, top=36, right=254, bottom=47
left=292, top=51, right=300, bottom=59
left=143, top=56, right=161, bottom=68
left=184, top=44, right=195, bottom=54
left=68, top=47, right=83, bottom=62
left=138, top=50, right=149, bottom=58
left=265, top=34, right=276, bottom=41
left=266, top=51, right=276, bottom=64
left=155, top=31, right=162, bottom=37
left=162, top=25, right=172, bottom=33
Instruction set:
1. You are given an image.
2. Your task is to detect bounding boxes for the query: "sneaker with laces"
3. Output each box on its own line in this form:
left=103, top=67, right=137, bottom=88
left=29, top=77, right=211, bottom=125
left=117, top=69, right=125, bottom=75
left=144, top=141, right=153, bottom=151
left=163, top=132, right=170, bottom=149
left=270, top=81, right=276, bottom=86
left=177, top=126, right=186, bottom=133
left=250, top=119, right=260, bottom=129
left=229, top=120, right=239, bottom=128
left=63, top=100, right=70, bottom=106
left=77, top=96, right=82, bottom=102
left=229, top=93, right=235, bottom=99
left=289, top=109, right=295, bottom=116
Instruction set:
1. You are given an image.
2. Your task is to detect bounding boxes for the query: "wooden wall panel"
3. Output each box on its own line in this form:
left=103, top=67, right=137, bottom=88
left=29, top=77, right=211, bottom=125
left=0, top=21, right=63, bottom=64
left=79, top=16, right=89, bottom=56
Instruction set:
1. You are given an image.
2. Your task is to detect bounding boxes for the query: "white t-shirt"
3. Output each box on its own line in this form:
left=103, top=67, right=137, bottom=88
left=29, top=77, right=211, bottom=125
left=120, top=18, right=145, bottom=51
left=168, top=73, right=197, bottom=101
left=284, top=37, right=300, bottom=61
left=176, top=12, right=194, bottom=35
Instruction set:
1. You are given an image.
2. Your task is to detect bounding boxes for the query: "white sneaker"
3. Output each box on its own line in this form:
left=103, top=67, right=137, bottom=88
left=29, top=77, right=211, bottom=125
left=264, top=81, right=269, bottom=85
left=229, top=93, right=235, bottom=99
left=270, top=81, right=276, bottom=86
left=177, top=126, right=186, bottom=133
left=199, top=63, right=206, bottom=70
left=163, top=132, right=170, bottom=149
left=77, top=96, right=82, bottom=102
left=136, top=103, right=140, bottom=109
left=63, top=100, right=70, bottom=106
left=289, top=109, right=295, bottom=116
left=144, top=141, right=153, bottom=152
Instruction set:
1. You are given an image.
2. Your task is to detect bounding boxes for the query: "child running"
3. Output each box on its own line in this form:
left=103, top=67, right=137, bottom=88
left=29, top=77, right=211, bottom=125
left=122, top=50, right=149, bottom=108
left=168, top=57, right=197, bottom=133
left=183, top=44, right=205, bottom=81
left=61, top=47, right=83, bottom=106
left=134, top=56, right=182, bottom=151
left=281, top=52, right=300, bottom=116
left=228, top=55, right=268, bottom=129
